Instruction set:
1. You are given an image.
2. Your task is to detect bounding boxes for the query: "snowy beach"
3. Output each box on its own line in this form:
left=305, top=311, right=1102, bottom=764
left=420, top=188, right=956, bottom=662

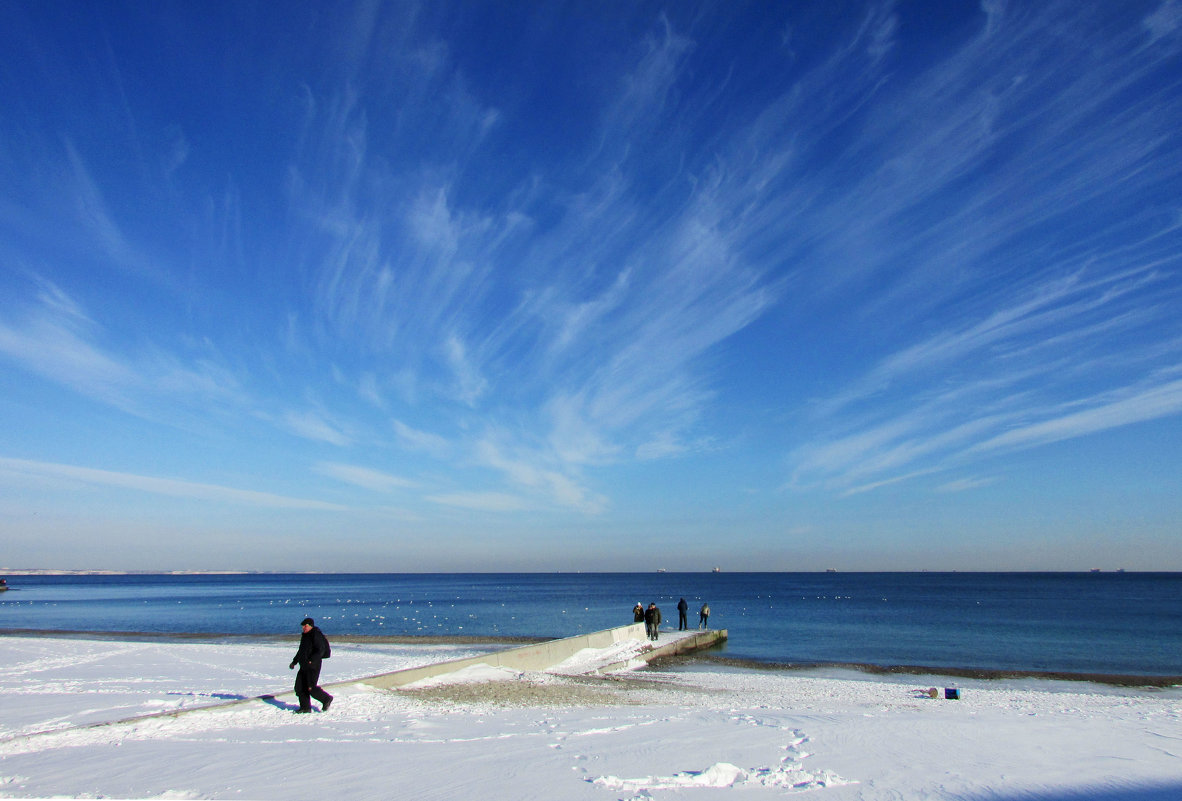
left=2, top=634, right=1180, bottom=800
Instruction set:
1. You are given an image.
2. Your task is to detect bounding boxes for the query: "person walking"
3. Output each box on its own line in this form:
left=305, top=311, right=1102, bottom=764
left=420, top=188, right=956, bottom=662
left=633, top=602, right=645, bottom=624
left=677, top=597, right=689, bottom=630
left=644, top=602, right=662, bottom=641
left=289, top=617, right=333, bottom=713
left=698, top=602, right=710, bottom=629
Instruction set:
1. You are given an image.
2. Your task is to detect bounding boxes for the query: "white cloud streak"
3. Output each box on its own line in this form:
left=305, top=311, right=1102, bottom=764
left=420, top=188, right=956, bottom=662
left=936, top=476, right=1000, bottom=494
left=970, top=376, right=1182, bottom=455
left=425, top=490, right=529, bottom=513
left=392, top=420, right=451, bottom=458
left=778, top=1, right=1182, bottom=494
left=315, top=462, right=417, bottom=492
left=0, top=457, right=346, bottom=511
left=281, top=410, right=352, bottom=447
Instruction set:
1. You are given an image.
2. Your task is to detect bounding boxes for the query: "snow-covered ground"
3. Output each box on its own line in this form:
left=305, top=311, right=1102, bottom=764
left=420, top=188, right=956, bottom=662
left=1, top=634, right=1180, bottom=800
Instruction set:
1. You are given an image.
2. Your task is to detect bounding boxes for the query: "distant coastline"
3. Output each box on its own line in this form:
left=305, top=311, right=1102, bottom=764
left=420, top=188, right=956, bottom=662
left=2, top=568, right=1174, bottom=575
left=0, top=568, right=293, bottom=576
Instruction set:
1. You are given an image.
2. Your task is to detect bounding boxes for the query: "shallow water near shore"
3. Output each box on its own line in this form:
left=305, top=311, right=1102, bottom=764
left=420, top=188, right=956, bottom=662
left=2, top=571, right=1179, bottom=677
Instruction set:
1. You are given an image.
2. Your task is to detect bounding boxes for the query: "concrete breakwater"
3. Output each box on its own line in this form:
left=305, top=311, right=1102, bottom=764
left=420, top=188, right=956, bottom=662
left=355, top=623, right=728, bottom=690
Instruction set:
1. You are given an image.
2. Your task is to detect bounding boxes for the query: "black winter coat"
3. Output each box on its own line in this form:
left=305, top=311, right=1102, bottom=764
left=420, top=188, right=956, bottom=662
left=292, top=626, right=330, bottom=668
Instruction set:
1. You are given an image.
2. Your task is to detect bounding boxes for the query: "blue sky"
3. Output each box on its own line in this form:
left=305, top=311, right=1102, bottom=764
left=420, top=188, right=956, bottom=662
left=2, top=0, right=1181, bottom=572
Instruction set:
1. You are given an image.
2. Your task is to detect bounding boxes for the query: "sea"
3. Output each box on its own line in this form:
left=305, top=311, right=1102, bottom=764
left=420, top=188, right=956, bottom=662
left=2, top=572, right=1180, bottom=678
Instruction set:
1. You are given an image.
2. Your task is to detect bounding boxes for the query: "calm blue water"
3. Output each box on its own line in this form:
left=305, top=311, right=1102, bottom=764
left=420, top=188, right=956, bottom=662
left=2, top=572, right=1179, bottom=676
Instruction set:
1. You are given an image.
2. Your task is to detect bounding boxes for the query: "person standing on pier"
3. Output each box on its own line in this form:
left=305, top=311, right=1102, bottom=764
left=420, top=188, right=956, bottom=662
left=699, top=602, right=710, bottom=629
left=677, top=597, right=689, bottom=630
left=645, top=602, right=662, bottom=641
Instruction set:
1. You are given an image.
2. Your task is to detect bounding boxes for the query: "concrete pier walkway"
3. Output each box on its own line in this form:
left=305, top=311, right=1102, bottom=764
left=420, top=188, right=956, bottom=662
left=356, top=623, right=727, bottom=690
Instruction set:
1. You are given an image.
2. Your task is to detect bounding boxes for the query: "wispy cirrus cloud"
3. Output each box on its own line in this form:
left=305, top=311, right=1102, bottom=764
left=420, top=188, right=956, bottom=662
left=969, top=374, right=1182, bottom=455
left=6, top=0, right=1180, bottom=543
left=0, top=277, right=246, bottom=416
left=62, top=138, right=134, bottom=267
left=274, top=1, right=1181, bottom=512
left=273, top=9, right=785, bottom=508
left=280, top=410, right=353, bottom=447
left=777, top=1, right=1182, bottom=495
left=315, top=462, right=417, bottom=492
left=1143, top=0, right=1182, bottom=43
left=0, top=288, right=136, bottom=408
left=392, top=420, right=451, bottom=458
left=0, top=457, right=346, bottom=510
left=788, top=266, right=1182, bottom=493
left=815, top=264, right=1171, bottom=421
left=425, top=490, right=530, bottom=513
left=936, top=476, right=1000, bottom=494
left=472, top=435, right=606, bottom=514
left=725, top=1, right=1182, bottom=331
left=0, top=278, right=354, bottom=458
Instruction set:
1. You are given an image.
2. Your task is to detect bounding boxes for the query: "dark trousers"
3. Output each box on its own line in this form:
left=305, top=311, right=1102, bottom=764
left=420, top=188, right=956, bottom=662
left=678, top=611, right=688, bottom=630
left=295, top=661, right=333, bottom=710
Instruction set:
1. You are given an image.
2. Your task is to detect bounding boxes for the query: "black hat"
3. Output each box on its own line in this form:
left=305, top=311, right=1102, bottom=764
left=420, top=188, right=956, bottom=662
left=301, top=618, right=314, bottom=626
